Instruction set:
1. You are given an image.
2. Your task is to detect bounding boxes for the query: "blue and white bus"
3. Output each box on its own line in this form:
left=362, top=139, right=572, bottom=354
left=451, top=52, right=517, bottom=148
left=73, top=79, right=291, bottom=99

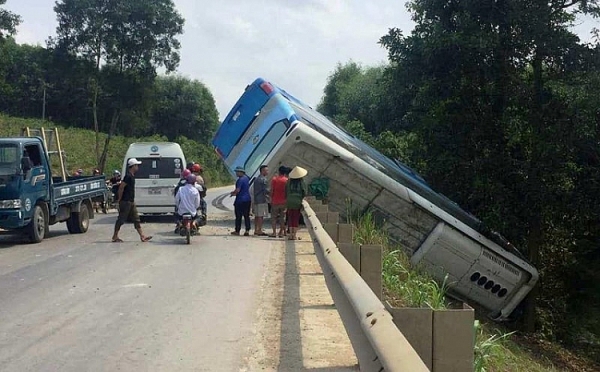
left=212, top=77, right=539, bottom=321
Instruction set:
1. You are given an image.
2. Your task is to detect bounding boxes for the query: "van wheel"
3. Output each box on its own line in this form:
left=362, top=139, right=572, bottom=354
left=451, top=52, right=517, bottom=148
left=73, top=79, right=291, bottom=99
left=67, top=203, right=90, bottom=234
left=28, top=205, right=46, bottom=243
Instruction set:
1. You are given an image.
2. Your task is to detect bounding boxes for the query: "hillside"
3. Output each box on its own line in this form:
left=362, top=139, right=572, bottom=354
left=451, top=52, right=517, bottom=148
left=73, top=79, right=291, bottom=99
left=0, top=114, right=232, bottom=187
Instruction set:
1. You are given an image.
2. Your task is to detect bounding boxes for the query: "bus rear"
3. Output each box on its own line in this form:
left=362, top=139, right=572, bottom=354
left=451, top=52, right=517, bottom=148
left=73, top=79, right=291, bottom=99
left=122, top=142, right=186, bottom=215
left=212, top=78, right=296, bottom=180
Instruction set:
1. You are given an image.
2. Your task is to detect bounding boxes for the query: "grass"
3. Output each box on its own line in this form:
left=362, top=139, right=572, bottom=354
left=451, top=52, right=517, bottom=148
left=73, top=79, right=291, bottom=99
left=0, top=114, right=232, bottom=187
left=345, top=205, right=592, bottom=372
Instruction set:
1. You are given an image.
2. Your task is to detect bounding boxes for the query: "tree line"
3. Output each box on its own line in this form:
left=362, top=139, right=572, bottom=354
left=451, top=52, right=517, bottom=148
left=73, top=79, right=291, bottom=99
left=0, top=0, right=220, bottom=174
left=318, top=0, right=600, bottom=359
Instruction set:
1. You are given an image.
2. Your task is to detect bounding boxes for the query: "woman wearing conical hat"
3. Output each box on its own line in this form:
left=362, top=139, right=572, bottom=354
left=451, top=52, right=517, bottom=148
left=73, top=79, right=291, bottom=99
left=285, top=166, right=308, bottom=240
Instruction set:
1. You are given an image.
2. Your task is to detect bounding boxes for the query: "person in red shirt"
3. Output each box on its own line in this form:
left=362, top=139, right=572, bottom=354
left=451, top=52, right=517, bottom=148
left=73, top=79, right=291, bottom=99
left=269, top=166, right=290, bottom=238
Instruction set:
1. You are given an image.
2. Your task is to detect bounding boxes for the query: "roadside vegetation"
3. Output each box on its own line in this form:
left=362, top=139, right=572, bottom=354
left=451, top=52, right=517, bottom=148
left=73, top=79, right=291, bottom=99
left=0, top=115, right=232, bottom=187
left=348, top=209, right=598, bottom=371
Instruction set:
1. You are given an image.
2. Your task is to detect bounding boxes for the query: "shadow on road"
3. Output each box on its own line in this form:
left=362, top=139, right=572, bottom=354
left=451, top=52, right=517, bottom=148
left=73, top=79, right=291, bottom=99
left=0, top=229, right=71, bottom=249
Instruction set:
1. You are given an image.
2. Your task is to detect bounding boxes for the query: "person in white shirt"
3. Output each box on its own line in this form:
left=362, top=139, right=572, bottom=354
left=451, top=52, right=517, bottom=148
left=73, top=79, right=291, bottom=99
left=175, top=174, right=201, bottom=229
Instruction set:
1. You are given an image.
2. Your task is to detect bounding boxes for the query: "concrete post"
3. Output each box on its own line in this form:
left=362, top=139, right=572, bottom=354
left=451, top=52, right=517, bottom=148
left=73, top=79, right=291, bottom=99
left=360, top=244, right=383, bottom=300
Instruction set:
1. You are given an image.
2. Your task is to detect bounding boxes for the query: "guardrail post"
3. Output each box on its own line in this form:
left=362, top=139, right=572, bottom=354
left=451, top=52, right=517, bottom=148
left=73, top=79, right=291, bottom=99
left=338, top=243, right=361, bottom=273
left=385, top=301, right=474, bottom=372
left=337, top=224, right=354, bottom=244
left=386, top=303, right=434, bottom=370
left=432, top=304, right=474, bottom=371
left=323, top=223, right=339, bottom=242
left=359, top=245, right=383, bottom=300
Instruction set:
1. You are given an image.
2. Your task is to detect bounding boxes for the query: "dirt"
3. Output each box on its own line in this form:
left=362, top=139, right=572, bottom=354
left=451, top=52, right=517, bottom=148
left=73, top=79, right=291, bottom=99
left=240, top=227, right=359, bottom=371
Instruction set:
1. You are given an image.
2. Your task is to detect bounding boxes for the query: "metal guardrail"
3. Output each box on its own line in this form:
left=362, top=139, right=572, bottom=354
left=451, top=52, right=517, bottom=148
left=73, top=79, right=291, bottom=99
left=302, top=200, right=430, bottom=372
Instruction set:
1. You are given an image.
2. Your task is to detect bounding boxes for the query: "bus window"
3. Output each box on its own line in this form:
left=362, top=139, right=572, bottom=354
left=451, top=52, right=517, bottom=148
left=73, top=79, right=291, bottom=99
left=244, top=120, right=289, bottom=175
left=132, top=157, right=184, bottom=179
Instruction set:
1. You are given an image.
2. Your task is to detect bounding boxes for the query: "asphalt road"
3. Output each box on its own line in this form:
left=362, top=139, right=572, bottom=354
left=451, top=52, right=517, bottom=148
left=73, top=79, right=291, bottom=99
left=0, top=185, right=283, bottom=372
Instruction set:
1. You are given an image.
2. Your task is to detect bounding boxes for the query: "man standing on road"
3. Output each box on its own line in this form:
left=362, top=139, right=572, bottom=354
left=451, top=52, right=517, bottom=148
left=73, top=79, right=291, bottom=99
left=112, top=158, right=152, bottom=243
left=252, top=165, right=270, bottom=236
left=269, top=166, right=289, bottom=238
left=230, top=166, right=252, bottom=236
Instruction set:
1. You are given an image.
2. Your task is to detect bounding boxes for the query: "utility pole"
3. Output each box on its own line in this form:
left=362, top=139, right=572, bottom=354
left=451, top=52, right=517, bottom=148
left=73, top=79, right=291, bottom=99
left=42, top=85, right=46, bottom=121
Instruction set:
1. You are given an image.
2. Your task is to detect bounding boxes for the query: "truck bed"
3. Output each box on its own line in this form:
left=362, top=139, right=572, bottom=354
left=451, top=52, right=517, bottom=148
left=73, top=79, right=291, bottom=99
left=51, top=176, right=107, bottom=207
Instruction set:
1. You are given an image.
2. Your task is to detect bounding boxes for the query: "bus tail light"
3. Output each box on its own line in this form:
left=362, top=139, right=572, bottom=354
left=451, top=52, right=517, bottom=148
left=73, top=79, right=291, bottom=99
left=260, top=82, right=274, bottom=95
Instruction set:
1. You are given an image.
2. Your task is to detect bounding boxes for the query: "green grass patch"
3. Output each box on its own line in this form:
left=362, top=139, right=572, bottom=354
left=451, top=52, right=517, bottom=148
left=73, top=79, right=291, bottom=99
left=0, top=114, right=232, bottom=187
left=345, top=205, right=568, bottom=371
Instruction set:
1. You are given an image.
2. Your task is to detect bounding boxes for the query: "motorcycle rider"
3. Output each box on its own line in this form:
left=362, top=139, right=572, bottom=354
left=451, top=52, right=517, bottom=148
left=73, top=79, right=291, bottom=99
left=190, top=163, right=207, bottom=225
left=173, top=168, right=192, bottom=233
left=175, top=173, right=202, bottom=232
left=109, top=170, right=121, bottom=195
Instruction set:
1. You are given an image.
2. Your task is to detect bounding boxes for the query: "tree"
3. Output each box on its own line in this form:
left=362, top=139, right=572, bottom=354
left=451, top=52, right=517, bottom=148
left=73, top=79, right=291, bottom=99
left=52, top=0, right=184, bottom=172
left=149, top=76, right=219, bottom=144
left=0, top=0, right=21, bottom=40
left=377, top=0, right=600, bottom=339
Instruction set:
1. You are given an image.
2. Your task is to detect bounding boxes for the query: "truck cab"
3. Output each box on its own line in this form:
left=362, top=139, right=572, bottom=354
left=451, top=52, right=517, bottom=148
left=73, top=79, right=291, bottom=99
left=0, top=131, right=108, bottom=243
left=0, top=138, right=50, bottom=230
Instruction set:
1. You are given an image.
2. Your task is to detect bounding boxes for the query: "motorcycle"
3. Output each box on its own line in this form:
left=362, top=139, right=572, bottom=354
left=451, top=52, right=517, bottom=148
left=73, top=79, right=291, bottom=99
left=179, top=213, right=198, bottom=244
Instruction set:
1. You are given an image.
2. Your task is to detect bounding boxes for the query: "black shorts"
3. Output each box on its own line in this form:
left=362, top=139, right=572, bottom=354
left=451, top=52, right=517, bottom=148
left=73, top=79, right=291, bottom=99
left=117, top=201, right=140, bottom=225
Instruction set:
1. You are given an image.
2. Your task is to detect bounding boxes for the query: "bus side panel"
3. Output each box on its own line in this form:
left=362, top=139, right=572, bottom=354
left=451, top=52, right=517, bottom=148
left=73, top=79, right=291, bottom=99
left=266, top=127, right=536, bottom=319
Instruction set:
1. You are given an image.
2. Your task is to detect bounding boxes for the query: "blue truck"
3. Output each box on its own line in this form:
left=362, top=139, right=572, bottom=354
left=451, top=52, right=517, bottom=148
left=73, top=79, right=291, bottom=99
left=0, top=135, right=108, bottom=243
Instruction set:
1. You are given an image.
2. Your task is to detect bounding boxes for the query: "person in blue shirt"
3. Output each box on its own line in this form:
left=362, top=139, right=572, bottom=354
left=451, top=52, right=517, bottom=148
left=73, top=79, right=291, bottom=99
left=230, top=166, right=252, bottom=236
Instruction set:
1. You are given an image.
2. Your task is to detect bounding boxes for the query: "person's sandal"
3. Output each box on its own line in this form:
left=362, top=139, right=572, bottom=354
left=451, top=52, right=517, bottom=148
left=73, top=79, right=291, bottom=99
left=141, top=236, right=153, bottom=242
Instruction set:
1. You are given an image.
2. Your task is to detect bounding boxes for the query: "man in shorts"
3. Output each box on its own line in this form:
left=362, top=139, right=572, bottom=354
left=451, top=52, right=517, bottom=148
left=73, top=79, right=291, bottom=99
left=111, top=158, right=152, bottom=243
left=269, top=165, right=289, bottom=238
left=252, top=165, right=270, bottom=236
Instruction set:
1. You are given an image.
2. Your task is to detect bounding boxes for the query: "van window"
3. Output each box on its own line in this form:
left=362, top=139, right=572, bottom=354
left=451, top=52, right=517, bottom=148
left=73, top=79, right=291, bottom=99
left=131, top=157, right=184, bottom=179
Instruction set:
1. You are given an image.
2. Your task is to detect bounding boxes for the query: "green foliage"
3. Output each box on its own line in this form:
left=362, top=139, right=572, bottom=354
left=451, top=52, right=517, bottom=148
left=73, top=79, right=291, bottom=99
left=474, top=320, right=517, bottom=372
left=318, top=0, right=600, bottom=359
left=0, top=0, right=21, bottom=39
left=150, top=76, right=219, bottom=144
left=51, top=0, right=186, bottom=171
left=0, top=114, right=231, bottom=187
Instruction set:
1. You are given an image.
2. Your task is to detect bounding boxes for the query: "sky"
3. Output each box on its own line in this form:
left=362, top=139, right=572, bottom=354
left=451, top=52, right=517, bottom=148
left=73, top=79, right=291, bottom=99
left=4, top=0, right=599, bottom=121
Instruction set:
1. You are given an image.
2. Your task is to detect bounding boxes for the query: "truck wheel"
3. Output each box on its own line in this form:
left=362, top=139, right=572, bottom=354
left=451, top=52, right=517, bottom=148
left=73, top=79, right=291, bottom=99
left=28, top=205, right=46, bottom=243
left=68, top=203, right=90, bottom=234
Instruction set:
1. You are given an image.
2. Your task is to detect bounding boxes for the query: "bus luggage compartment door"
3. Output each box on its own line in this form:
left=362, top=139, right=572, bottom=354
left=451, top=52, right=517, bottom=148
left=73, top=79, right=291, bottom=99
left=410, top=222, right=530, bottom=316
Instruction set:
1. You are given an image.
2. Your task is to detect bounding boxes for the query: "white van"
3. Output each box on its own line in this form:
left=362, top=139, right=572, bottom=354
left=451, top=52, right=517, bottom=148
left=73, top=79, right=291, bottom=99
left=122, top=142, right=186, bottom=215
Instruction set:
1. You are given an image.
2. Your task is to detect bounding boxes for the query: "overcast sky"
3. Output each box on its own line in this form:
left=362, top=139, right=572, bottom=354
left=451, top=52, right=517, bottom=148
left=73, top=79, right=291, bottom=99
left=4, top=0, right=599, bottom=121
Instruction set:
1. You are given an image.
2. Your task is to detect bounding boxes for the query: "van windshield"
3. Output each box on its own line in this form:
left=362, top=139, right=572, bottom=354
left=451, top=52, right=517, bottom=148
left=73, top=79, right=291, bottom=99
left=131, top=157, right=184, bottom=179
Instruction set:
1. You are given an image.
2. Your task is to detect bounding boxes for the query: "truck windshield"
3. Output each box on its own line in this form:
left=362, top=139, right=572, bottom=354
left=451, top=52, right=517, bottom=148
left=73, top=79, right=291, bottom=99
left=132, top=157, right=185, bottom=179
left=0, top=144, right=19, bottom=176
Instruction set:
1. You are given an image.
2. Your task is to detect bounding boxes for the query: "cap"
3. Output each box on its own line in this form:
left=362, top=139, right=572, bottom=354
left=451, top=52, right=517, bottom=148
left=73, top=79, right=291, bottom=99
left=127, top=158, right=142, bottom=167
